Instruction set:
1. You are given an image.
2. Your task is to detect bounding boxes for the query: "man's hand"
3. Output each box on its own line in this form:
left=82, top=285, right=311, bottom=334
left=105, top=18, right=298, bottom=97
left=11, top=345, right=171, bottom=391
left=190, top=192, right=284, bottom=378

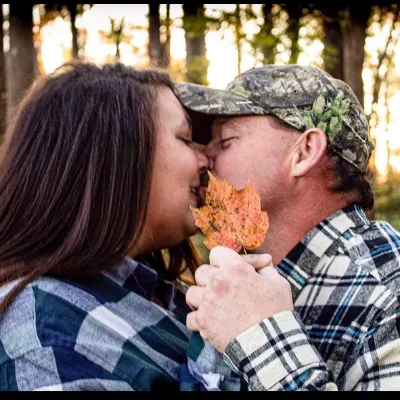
left=186, top=246, right=294, bottom=353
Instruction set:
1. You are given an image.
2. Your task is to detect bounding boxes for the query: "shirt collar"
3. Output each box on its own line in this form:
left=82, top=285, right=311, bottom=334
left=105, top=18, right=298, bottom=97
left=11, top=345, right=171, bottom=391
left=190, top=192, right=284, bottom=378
left=103, top=257, right=190, bottom=321
left=277, top=204, right=370, bottom=298
left=101, top=258, right=173, bottom=305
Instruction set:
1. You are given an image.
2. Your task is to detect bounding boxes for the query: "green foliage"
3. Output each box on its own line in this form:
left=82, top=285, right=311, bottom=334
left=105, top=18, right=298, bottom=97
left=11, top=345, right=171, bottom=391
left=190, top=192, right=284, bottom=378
left=372, top=172, right=400, bottom=230
left=186, top=55, right=209, bottom=85
left=182, top=4, right=215, bottom=84
left=248, top=4, right=282, bottom=65
left=182, top=15, right=215, bottom=39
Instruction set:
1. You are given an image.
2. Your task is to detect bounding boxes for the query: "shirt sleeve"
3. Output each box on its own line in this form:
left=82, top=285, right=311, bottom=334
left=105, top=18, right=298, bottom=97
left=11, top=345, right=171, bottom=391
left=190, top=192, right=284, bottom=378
left=223, top=309, right=400, bottom=391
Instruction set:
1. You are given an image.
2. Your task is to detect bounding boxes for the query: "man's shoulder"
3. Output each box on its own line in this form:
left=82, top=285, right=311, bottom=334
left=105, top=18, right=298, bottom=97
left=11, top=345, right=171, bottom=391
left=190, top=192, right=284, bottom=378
left=317, top=218, right=400, bottom=319
left=341, top=219, right=400, bottom=289
left=301, top=217, right=400, bottom=312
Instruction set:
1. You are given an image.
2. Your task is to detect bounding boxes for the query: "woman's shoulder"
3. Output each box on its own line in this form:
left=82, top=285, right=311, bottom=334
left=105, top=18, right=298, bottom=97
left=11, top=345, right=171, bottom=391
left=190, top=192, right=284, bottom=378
left=0, top=261, right=130, bottom=357
left=0, top=275, right=135, bottom=391
left=0, top=259, right=190, bottom=390
left=0, top=258, right=188, bottom=364
left=0, top=274, right=109, bottom=364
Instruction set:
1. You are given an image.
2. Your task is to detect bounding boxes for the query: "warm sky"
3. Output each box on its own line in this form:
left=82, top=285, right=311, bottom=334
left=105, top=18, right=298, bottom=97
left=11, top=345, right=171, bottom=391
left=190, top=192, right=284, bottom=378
left=4, top=4, right=400, bottom=179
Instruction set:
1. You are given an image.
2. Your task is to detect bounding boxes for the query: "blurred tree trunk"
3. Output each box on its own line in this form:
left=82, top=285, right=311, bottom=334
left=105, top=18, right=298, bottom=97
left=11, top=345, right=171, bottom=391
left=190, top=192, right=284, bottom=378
left=368, top=8, right=399, bottom=220
left=110, top=17, right=124, bottom=62
left=234, top=4, right=242, bottom=74
left=44, top=4, right=93, bottom=59
left=260, top=4, right=276, bottom=64
left=67, top=4, right=79, bottom=58
left=285, top=4, right=303, bottom=64
left=368, top=7, right=400, bottom=126
left=342, top=6, right=371, bottom=106
left=160, top=4, right=171, bottom=68
left=148, top=4, right=163, bottom=67
left=0, top=6, right=6, bottom=139
left=182, top=3, right=209, bottom=84
left=385, top=76, right=393, bottom=189
left=8, top=4, right=36, bottom=119
left=322, top=7, right=343, bottom=79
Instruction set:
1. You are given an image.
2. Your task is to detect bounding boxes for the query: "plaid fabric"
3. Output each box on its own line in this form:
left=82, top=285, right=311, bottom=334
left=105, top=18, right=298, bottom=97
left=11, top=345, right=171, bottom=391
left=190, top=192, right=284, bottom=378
left=0, top=257, right=234, bottom=391
left=3, top=205, right=400, bottom=391
left=223, top=204, right=400, bottom=391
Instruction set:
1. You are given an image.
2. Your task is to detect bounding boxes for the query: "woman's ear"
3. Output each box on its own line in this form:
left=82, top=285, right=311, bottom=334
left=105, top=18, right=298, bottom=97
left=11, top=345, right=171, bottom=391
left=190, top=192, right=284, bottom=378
left=291, top=128, right=328, bottom=177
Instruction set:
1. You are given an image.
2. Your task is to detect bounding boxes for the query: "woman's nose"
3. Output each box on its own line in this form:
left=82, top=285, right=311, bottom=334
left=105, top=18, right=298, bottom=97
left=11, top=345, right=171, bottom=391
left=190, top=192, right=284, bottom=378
left=202, top=144, right=214, bottom=171
left=196, top=147, right=209, bottom=171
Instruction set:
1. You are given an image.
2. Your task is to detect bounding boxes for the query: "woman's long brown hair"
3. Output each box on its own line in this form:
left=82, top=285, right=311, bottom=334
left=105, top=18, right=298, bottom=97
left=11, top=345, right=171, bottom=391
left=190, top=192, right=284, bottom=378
left=0, top=62, right=199, bottom=315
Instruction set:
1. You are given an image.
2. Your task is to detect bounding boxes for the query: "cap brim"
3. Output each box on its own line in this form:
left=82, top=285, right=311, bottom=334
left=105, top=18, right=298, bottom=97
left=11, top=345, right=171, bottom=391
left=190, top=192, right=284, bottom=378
left=173, top=82, right=265, bottom=144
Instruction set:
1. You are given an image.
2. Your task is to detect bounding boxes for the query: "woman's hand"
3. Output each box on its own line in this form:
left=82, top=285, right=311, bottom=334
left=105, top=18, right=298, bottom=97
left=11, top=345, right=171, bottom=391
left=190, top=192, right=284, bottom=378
left=186, top=246, right=294, bottom=353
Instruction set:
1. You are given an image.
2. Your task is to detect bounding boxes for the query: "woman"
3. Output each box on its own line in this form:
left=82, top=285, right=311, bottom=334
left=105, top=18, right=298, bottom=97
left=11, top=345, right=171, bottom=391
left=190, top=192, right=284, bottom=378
left=0, top=62, right=221, bottom=391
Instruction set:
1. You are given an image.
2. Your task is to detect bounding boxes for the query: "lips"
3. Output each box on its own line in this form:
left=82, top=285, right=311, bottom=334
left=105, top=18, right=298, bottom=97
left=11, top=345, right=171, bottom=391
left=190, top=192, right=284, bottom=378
left=200, top=169, right=210, bottom=188
left=198, top=186, right=207, bottom=207
left=190, top=186, right=206, bottom=207
left=190, top=170, right=209, bottom=207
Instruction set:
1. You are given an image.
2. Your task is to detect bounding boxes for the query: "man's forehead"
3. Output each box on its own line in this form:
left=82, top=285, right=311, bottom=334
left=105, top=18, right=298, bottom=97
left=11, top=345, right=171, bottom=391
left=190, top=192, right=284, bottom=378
left=212, top=116, right=249, bottom=134
left=212, top=116, right=243, bottom=130
left=211, top=117, right=228, bottom=138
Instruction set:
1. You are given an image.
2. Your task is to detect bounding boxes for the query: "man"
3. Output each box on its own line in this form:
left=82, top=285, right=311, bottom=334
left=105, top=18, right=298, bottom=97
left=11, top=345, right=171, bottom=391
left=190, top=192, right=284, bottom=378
left=173, top=65, right=400, bottom=390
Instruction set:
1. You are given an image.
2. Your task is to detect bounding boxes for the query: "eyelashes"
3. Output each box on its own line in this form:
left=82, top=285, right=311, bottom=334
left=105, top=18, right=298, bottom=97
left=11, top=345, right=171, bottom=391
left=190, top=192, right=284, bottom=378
left=219, top=138, right=234, bottom=149
left=181, top=138, right=195, bottom=148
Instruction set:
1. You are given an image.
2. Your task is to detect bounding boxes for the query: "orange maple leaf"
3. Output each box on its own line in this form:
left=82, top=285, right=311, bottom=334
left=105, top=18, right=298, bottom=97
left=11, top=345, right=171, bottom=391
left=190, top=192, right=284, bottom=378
left=191, top=172, right=269, bottom=252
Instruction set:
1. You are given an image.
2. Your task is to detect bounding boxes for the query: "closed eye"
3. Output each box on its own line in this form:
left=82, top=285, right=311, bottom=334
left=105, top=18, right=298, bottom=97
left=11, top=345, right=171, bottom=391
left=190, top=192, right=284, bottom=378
left=181, top=138, right=195, bottom=147
left=219, top=137, right=235, bottom=149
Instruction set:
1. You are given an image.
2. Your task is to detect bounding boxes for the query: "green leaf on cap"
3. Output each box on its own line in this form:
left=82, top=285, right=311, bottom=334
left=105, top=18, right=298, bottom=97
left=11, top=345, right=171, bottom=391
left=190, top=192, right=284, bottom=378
left=340, top=100, right=350, bottom=115
left=320, top=110, right=333, bottom=122
left=317, top=121, right=328, bottom=132
left=331, top=101, right=339, bottom=115
left=230, top=84, right=252, bottom=99
left=328, top=117, right=342, bottom=141
left=312, top=95, right=326, bottom=117
left=303, top=111, right=315, bottom=129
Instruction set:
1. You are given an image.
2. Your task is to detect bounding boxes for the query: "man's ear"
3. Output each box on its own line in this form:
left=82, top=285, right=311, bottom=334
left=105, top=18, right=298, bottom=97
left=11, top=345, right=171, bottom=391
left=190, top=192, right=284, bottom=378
left=291, top=128, right=328, bottom=177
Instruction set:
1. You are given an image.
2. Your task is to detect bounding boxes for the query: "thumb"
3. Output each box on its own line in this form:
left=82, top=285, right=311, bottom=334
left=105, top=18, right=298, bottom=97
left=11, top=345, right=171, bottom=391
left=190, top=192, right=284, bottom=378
left=241, top=253, right=272, bottom=270
left=258, top=263, right=277, bottom=277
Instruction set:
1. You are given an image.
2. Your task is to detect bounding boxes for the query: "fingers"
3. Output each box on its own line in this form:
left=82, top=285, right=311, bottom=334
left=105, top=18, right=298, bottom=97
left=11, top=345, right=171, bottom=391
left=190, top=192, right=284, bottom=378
left=241, top=253, right=272, bottom=270
left=209, top=246, right=244, bottom=268
left=195, top=264, right=216, bottom=287
left=186, top=311, right=198, bottom=332
left=209, top=246, right=273, bottom=274
left=258, top=264, right=279, bottom=277
left=186, top=285, right=204, bottom=311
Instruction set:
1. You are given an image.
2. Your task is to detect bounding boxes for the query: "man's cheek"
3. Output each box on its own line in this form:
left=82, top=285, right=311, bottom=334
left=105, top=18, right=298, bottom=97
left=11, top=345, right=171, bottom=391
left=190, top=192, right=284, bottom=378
left=217, top=170, right=247, bottom=191
left=214, top=159, right=235, bottom=180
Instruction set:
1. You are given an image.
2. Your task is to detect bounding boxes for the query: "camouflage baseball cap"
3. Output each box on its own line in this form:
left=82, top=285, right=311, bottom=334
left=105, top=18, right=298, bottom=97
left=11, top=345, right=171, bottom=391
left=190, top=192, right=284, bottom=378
left=173, top=64, right=374, bottom=173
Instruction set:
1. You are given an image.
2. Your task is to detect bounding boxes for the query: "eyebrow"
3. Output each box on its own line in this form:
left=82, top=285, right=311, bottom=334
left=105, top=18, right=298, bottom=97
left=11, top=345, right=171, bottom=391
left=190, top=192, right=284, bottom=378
left=215, top=117, right=230, bottom=128
left=211, top=117, right=236, bottom=137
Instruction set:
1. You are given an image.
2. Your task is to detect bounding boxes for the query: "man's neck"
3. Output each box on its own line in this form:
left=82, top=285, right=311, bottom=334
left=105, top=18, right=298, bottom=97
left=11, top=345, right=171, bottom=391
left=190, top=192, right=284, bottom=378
left=255, top=190, right=349, bottom=266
